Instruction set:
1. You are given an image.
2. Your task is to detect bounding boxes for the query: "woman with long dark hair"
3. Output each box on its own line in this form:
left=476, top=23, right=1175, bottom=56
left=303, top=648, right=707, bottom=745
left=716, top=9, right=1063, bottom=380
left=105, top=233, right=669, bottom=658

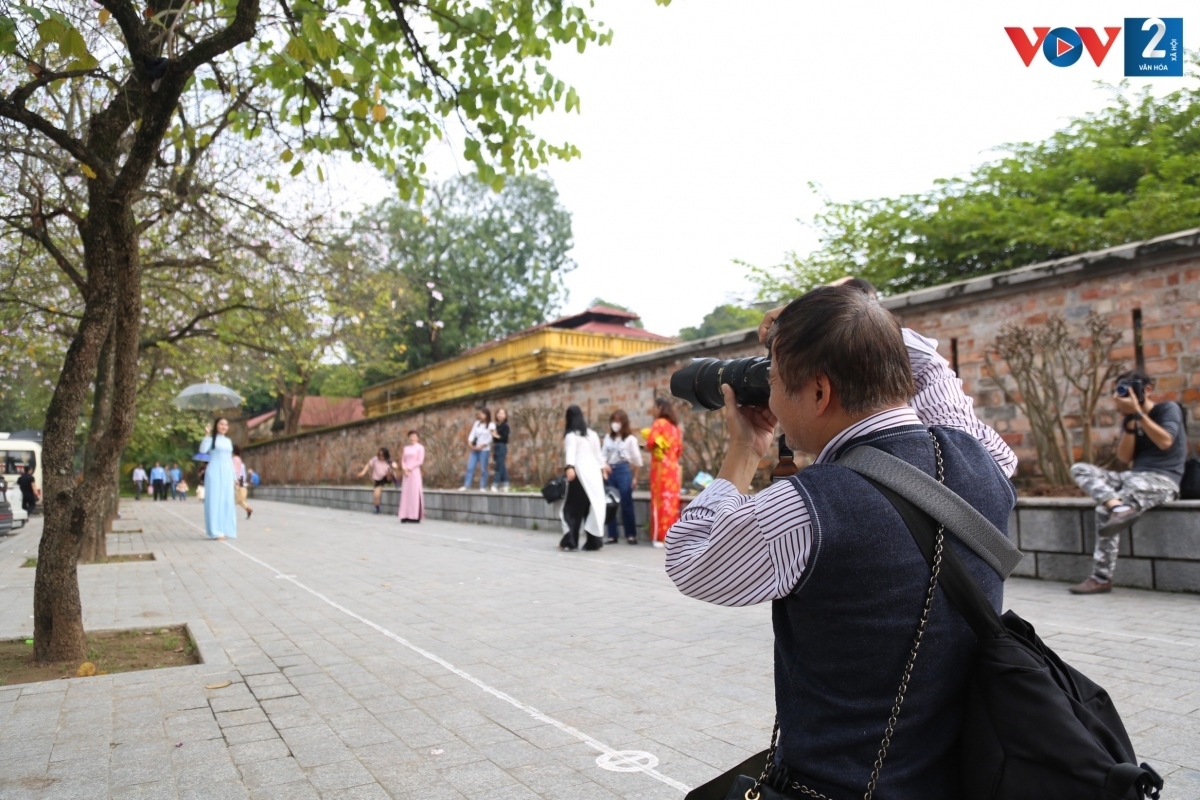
left=559, top=404, right=606, bottom=551
left=398, top=431, right=425, bottom=523
left=646, top=397, right=682, bottom=548
left=602, top=409, right=642, bottom=544
left=199, top=417, right=237, bottom=539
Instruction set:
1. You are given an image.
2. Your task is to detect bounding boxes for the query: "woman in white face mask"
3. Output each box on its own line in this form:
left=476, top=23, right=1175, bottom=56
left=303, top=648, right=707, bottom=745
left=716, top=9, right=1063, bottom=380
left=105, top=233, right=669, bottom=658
left=601, top=409, right=643, bottom=544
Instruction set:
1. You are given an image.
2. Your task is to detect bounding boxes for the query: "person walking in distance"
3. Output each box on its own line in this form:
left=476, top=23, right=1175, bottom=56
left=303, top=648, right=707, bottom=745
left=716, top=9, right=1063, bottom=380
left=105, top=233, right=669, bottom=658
left=150, top=461, right=167, bottom=501
left=560, top=405, right=606, bottom=551
left=232, top=445, right=254, bottom=520
left=131, top=464, right=147, bottom=500
left=490, top=408, right=511, bottom=492
left=358, top=448, right=397, bottom=514
left=168, top=462, right=183, bottom=500
left=199, top=418, right=238, bottom=540
left=16, top=465, right=38, bottom=515
left=459, top=408, right=493, bottom=491
left=399, top=431, right=426, bottom=523
left=666, top=286, right=1018, bottom=798
left=602, top=410, right=643, bottom=544
left=645, top=397, right=682, bottom=548
left=1068, top=370, right=1187, bottom=594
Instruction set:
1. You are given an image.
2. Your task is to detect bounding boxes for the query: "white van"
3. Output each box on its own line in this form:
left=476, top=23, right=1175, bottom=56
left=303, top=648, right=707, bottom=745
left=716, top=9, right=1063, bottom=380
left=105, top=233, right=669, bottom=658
left=0, top=433, right=42, bottom=525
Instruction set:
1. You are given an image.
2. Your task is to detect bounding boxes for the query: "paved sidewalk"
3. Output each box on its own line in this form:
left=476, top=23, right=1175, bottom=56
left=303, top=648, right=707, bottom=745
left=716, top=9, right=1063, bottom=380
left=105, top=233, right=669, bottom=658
left=0, top=499, right=1197, bottom=799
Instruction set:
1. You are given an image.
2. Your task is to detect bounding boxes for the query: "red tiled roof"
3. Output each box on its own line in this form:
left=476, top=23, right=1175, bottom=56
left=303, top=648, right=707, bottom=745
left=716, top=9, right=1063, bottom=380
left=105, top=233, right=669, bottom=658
left=247, top=410, right=276, bottom=429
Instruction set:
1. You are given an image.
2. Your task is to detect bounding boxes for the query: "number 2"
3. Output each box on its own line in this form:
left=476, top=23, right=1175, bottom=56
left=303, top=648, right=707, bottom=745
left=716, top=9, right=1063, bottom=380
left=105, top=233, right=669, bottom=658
left=1142, top=18, right=1166, bottom=58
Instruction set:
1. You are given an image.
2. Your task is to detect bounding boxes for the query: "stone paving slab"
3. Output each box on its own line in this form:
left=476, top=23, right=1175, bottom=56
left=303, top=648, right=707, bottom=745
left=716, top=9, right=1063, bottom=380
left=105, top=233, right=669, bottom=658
left=0, top=500, right=1198, bottom=798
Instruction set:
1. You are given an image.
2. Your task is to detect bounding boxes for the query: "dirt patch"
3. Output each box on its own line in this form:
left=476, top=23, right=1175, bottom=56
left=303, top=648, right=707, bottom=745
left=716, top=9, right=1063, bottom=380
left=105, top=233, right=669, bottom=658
left=0, top=626, right=198, bottom=687
left=107, top=528, right=143, bottom=534
left=20, top=558, right=36, bottom=568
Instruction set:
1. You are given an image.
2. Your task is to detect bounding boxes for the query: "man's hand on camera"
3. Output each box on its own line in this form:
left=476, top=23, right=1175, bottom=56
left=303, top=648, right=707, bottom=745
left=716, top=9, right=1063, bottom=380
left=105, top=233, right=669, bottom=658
left=716, top=384, right=777, bottom=494
left=1114, top=393, right=1141, bottom=416
left=758, top=306, right=786, bottom=345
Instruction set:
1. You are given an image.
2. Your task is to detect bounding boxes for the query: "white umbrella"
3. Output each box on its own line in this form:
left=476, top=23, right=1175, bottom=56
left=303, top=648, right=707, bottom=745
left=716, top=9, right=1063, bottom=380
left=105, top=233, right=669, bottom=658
left=172, top=383, right=243, bottom=411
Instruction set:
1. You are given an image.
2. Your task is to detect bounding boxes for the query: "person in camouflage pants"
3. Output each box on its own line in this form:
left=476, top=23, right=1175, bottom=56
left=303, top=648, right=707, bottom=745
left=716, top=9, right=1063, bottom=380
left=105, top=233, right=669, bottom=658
left=1068, top=370, right=1186, bottom=595
left=1069, top=463, right=1178, bottom=582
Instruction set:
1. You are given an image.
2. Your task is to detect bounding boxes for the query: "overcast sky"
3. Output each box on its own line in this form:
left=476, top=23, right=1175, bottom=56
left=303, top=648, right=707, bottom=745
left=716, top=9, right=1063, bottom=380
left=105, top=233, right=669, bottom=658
left=334, top=0, right=1195, bottom=336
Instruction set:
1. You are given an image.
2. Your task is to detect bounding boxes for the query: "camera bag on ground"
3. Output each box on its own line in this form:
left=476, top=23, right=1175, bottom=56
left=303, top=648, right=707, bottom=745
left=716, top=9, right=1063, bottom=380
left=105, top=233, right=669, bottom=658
left=846, top=443, right=1163, bottom=800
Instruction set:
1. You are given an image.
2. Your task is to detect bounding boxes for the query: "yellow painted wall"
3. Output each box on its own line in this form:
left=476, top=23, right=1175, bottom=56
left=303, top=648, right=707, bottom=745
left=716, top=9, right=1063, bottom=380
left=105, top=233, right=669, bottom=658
left=362, top=328, right=671, bottom=416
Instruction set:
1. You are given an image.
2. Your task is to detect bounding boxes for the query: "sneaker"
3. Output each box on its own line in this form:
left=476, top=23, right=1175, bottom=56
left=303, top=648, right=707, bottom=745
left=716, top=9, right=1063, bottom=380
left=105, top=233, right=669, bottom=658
left=490, top=486, right=498, bottom=493
left=457, top=486, right=467, bottom=492
left=652, top=541, right=665, bottom=549
left=1068, top=576, right=1113, bottom=595
left=1098, top=505, right=1142, bottom=534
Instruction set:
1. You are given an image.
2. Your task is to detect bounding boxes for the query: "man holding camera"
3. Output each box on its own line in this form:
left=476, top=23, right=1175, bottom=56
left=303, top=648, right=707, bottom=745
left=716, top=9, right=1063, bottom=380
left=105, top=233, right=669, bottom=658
left=1068, top=370, right=1186, bottom=595
left=666, top=286, right=1017, bottom=799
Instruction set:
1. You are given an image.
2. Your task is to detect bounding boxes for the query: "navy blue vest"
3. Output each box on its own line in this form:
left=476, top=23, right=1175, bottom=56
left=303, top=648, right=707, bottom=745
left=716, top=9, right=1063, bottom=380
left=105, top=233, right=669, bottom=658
left=774, top=425, right=1016, bottom=799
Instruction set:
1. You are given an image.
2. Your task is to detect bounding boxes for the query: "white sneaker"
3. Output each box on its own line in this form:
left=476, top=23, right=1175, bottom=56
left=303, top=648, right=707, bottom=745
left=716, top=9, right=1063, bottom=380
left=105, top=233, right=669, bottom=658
left=652, top=541, right=665, bottom=549
left=490, top=486, right=498, bottom=492
left=457, top=486, right=467, bottom=492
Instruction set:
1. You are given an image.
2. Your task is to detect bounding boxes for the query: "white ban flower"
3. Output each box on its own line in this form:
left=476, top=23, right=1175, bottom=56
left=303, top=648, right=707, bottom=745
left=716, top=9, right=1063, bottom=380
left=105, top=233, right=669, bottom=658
left=431, top=290, right=443, bottom=301
left=414, top=320, right=424, bottom=328
left=426, top=282, right=435, bottom=288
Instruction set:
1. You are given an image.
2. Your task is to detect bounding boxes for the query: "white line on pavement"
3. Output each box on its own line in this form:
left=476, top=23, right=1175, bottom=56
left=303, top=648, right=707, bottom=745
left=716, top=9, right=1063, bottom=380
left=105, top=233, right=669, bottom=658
left=158, top=504, right=693, bottom=794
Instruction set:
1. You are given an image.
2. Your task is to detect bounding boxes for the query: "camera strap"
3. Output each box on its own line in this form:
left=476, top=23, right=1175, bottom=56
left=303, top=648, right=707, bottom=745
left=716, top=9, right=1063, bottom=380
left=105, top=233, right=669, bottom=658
left=837, top=443, right=1023, bottom=579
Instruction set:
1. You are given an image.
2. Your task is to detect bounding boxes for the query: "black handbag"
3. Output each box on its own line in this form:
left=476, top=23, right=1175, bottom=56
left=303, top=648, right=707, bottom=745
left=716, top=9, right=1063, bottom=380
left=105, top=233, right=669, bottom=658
left=1179, top=404, right=1200, bottom=500
left=540, top=476, right=566, bottom=503
left=869, top=478, right=1164, bottom=800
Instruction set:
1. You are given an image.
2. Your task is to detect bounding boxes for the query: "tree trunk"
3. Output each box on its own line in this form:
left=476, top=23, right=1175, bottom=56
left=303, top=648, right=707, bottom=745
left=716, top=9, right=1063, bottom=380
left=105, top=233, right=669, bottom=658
left=79, top=324, right=117, bottom=563
left=34, top=201, right=142, bottom=662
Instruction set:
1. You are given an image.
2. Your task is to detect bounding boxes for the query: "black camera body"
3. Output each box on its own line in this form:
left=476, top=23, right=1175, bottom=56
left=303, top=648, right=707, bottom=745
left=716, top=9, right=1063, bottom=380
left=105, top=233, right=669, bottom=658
left=1115, top=377, right=1147, bottom=406
left=671, top=356, right=771, bottom=410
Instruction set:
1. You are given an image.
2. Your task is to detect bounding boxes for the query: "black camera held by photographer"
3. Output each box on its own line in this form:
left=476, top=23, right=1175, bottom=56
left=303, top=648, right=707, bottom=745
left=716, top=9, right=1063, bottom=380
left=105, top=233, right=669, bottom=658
left=670, top=356, right=771, bottom=410
left=1115, top=375, right=1147, bottom=405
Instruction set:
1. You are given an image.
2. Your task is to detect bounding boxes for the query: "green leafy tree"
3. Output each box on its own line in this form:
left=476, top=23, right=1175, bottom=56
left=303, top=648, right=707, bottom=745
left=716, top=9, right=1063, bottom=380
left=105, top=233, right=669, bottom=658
left=679, top=304, right=761, bottom=340
left=750, top=64, right=1200, bottom=301
left=0, top=0, right=629, bottom=662
left=346, top=174, right=575, bottom=380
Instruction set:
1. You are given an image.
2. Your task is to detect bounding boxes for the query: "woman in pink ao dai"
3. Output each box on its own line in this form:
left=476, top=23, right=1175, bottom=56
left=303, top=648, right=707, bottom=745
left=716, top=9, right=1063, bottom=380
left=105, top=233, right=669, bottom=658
left=398, top=431, right=425, bottom=523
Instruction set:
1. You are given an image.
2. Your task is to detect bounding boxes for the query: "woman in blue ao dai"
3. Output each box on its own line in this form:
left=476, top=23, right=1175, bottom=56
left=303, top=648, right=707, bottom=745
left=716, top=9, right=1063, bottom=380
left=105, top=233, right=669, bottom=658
left=199, top=417, right=238, bottom=539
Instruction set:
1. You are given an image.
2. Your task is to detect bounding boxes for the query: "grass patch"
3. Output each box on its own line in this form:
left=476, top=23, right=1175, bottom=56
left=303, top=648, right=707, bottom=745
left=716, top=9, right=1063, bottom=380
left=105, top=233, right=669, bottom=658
left=20, top=558, right=36, bottom=568
left=0, top=626, right=198, bottom=687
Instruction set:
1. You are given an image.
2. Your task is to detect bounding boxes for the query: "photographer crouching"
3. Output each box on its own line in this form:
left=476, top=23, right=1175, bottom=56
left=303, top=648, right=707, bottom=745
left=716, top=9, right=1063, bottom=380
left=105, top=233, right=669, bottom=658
left=665, top=285, right=1018, bottom=799
left=1067, top=370, right=1186, bottom=595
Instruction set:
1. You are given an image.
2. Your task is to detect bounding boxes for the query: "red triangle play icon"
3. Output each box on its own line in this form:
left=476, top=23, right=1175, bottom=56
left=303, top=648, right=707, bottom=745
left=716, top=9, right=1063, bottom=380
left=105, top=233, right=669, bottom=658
left=1056, top=37, right=1074, bottom=57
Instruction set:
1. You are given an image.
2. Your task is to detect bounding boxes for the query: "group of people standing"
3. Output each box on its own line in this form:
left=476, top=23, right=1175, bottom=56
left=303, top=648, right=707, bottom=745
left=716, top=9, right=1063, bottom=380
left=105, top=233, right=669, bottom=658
left=558, top=397, right=681, bottom=551
left=131, top=461, right=186, bottom=500
left=459, top=408, right=510, bottom=491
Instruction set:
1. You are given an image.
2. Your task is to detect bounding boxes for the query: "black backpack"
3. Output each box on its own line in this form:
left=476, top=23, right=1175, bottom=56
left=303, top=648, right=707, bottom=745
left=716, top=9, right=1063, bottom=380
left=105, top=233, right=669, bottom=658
left=873, top=480, right=1164, bottom=800
left=1179, top=404, right=1200, bottom=500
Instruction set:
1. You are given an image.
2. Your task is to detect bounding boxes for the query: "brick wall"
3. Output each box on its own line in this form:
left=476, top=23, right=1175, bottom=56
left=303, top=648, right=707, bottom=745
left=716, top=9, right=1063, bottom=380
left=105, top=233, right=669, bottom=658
left=246, top=229, right=1200, bottom=487
left=886, top=231, right=1200, bottom=477
left=243, top=332, right=764, bottom=489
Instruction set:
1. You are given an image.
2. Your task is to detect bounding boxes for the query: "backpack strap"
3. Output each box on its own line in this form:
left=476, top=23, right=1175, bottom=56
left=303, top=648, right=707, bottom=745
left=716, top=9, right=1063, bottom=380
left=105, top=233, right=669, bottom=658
left=1104, top=762, right=1163, bottom=800
left=838, top=444, right=1024, bottom=578
left=859, top=475, right=1006, bottom=640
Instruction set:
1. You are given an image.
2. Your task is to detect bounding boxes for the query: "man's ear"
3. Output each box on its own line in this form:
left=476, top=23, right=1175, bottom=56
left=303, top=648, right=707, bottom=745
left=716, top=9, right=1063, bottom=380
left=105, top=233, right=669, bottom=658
left=813, top=374, right=834, bottom=417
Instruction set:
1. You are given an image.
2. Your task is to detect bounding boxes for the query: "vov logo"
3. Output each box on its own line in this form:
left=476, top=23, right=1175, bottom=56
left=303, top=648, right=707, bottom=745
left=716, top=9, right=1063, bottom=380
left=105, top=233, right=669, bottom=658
left=1004, top=27, right=1122, bottom=67
left=1006, top=19, right=1183, bottom=75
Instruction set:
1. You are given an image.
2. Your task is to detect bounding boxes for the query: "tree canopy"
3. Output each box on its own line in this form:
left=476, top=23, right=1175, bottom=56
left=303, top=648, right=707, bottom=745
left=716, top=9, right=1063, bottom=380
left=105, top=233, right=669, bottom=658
left=750, top=62, right=1200, bottom=300
left=344, top=174, right=575, bottom=381
left=679, top=304, right=762, bottom=341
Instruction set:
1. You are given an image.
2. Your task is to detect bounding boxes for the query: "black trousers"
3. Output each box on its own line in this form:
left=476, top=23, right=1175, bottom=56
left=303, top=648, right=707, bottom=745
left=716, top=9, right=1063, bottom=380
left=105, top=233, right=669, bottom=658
left=152, top=479, right=166, bottom=500
left=560, top=479, right=602, bottom=550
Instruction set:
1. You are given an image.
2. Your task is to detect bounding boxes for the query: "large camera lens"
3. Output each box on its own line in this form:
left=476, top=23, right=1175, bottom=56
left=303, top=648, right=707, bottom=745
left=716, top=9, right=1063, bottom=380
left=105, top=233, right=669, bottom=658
left=671, top=357, right=771, bottom=410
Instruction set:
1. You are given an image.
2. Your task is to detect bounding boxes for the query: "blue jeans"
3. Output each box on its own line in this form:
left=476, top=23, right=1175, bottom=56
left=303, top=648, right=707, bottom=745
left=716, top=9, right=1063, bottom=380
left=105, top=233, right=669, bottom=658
left=492, top=443, right=509, bottom=487
left=464, top=449, right=489, bottom=489
left=605, top=462, right=637, bottom=542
